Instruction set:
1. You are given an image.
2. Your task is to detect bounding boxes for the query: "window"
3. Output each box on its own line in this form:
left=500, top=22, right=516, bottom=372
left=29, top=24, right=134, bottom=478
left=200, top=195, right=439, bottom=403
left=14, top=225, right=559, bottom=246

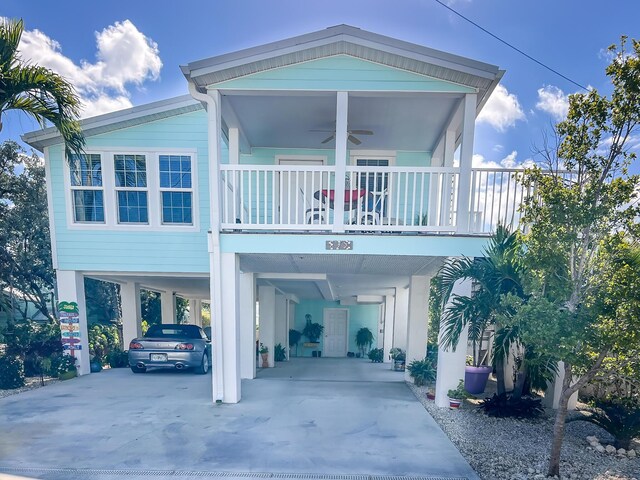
left=69, top=154, right=104, bottom=223
left=114, top=154, right=148, bottom=224
left=159, top=155, right=193, bottom=224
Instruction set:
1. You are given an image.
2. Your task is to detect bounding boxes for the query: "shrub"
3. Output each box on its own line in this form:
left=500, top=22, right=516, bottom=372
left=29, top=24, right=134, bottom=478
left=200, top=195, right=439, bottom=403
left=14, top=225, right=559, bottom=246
left=274, top=343, right=286, bottom=362
left=88, top=323, right=120, bottom=364
left=355, top=328, right=374, bottom=357
left=106, top=348, right=129, bottom=368
left=367, top=348, right=384, bottom=363
left=447, top=380, right=472, bottom=400
left=407, top=358, right=436, bottom=386
left=288, top=329, right=302, bottom=347
left=570, top=398, right=640, bottom=449
left=479, top=392, right=544, bottom=418
left=3, top=320, right=62, bottom=377
left=0, top=355, right=25, bottom=389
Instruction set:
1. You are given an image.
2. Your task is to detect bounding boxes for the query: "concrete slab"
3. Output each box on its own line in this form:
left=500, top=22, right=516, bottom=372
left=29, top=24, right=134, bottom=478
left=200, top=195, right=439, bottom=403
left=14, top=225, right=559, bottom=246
left=0, top=358, right=478, bottom=480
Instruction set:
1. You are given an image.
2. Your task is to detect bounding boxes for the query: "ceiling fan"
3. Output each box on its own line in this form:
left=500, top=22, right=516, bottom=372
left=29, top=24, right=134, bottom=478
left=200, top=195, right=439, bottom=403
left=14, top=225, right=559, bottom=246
left=310, top=128, right=374, bottom=145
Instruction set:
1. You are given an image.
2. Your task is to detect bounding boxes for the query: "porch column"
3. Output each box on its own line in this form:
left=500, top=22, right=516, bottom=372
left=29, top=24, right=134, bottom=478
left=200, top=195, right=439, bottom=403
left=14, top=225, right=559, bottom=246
left=405, top=276, right=430, bottom=382
left=333, top=91, right=348, bottom=232
left=382, top=294, right=396, bottom=363
left=188, top=299, right=203, bottom=326
left=456, top=93, right=476, bottom=233
left=160, top=291, right=176, bottom=324
left=543, top=361, right=579, bottom=410
left=258, top=286, right=276, bottom=368
left=435, top=277, right=472, bottom=408
left=240, top=272, right=256, bottom=379
left=392, top=287, right=409, bottom=351
left=220, top=252, right=241, bottom=403
left=55, top=270, right=90, bottom=376
left=121, top=282, right=142, bottom=347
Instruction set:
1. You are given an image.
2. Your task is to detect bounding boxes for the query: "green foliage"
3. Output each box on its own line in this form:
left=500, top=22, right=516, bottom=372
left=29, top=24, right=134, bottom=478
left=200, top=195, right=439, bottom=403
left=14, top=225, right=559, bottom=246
left=259, top=343, right=268, bottom=354
left=355, top=327, right=374, bottom=357
left=106, top=348, right=129, bottom=368
left=407, top=358, right=436, bottom=386
left=0, top=19, right=85, bottom=158
left=51, top=354, right=76, bottom=377
left=84, top=278, right=120, bottom=324
left=479, top=393, right=544, bottom=419
left=390, top=348, right=405, bottom=362
left=0, top=142, right=55, bottom=322
left=302, top=320, right=324, bottom=343
left=88, top=323, right=120, bottom=363
left=2, top=319, right=62, bottom=378
left=447, top=380, right=471, bottom=399
left=570, top=398, right=640, bottom=449
left=176, top=297, right=189, bottom=324
left=0, top=355, right=25, bottom=389
left=367, top=348, right=384, bottom=363
left=288, top=329, right=302, bottom=347
left=428, top=276, right=442, bottom=349
left=141, top=290, right=161, bottom=326
left=274, top=343, right=286, bottom=362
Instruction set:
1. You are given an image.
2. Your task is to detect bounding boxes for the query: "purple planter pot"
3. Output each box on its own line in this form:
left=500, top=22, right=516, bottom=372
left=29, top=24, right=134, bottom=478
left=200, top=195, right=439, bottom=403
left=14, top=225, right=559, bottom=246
left=464, top=365, right=492, bottom=394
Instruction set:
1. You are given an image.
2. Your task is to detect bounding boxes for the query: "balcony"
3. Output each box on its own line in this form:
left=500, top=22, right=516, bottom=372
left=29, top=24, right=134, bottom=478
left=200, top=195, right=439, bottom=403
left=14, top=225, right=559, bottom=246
left=219, top=164, right=532, bottom=235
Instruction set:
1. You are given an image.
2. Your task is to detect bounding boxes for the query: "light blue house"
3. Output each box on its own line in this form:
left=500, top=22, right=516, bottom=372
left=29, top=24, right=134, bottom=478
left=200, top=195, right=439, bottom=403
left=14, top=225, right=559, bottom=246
left=24, top=25, right=531, bottom=406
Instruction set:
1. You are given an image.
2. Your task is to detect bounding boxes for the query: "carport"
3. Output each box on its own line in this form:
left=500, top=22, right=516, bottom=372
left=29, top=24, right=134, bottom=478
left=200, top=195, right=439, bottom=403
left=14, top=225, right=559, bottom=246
left=0, top=360, right=479, bottom=480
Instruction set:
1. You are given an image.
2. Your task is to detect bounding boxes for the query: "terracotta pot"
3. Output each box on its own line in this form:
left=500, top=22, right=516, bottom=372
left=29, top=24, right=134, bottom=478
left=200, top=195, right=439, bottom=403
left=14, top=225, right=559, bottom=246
left=261, top=353, right=269, bottom=368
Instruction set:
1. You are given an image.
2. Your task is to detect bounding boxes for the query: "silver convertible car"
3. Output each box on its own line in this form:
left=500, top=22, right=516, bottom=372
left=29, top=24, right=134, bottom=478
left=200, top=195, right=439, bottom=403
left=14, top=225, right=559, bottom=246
left=128, top=324, right=211, bottom=374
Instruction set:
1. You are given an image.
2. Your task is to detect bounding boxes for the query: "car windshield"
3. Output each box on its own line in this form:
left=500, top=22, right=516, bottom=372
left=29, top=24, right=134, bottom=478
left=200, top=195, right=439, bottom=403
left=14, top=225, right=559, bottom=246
left=145, top=325, right=203, bottom=339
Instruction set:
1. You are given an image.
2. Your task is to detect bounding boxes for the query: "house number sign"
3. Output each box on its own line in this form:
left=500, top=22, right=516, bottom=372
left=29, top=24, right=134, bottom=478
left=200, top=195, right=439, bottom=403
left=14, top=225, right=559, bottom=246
left=326, top=240, right=353, bottom=250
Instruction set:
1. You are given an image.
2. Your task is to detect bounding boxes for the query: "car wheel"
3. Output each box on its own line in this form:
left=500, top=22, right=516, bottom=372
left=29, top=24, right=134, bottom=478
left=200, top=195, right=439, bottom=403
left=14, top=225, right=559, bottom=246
left=196, top=353, right=209, bottom=374
left=130, top=365, right=146, bottom=374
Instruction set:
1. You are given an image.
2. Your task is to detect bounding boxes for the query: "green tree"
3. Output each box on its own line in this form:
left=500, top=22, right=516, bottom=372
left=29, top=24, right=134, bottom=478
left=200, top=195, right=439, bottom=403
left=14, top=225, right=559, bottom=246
left=85, top=278, right=121, bottom=324
left=515, top=37, right=640, bottom=477
left=0, top=18, right=84, bottom=158
left=0, top=141, right=54, bottom=321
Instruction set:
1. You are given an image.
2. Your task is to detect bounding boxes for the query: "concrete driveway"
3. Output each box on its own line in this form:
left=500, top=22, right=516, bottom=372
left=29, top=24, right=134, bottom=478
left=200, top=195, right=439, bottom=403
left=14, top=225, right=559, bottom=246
left=0, top=358, right=478, bottom=480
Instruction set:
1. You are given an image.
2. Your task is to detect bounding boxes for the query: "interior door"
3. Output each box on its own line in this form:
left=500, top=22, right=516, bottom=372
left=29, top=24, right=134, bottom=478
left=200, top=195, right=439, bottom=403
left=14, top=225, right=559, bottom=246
left=323, top=308, right=348, bottom=357
left=278, top=158, right=325, bottom=225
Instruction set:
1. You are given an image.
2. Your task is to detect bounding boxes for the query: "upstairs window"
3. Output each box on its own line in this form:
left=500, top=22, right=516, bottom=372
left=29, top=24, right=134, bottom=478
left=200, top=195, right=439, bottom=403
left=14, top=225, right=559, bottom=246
left=114, top=154, right=148, bottom=224
left=69, top=154, right=104, bottom=223
left=159, top=155, right=193, bottom=224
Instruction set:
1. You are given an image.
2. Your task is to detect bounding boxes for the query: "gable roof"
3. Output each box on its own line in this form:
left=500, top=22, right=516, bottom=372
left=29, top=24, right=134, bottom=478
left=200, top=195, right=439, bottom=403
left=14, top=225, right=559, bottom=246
left=22, top=95, right=203, bottom=152
left=181, top=24, right=504, bottom=108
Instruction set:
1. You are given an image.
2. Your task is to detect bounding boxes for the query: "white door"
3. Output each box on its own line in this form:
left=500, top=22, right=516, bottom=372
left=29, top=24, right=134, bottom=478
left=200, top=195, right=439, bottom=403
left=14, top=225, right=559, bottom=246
left=278, top=158, right=325, bottom=225
left=323, top=308, right=348, bottom=357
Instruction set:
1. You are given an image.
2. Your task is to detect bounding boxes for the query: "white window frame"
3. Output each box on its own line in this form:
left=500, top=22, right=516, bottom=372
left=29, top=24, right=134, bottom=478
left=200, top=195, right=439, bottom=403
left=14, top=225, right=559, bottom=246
left=349, top=150, right=396, bottom=218
left=113, top=152, right=150, bottom=225
left=158, top=154, right=196, bottom=226
left=66, top=152, right=105, bottom=224
left=64, top=147, right=199, bottom=232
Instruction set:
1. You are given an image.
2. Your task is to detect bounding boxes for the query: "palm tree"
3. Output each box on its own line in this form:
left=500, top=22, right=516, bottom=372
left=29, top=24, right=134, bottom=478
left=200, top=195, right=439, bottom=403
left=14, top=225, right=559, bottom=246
left=437, top=224, right=526, bottom=394
left=0, top=18, right=84, bottom=158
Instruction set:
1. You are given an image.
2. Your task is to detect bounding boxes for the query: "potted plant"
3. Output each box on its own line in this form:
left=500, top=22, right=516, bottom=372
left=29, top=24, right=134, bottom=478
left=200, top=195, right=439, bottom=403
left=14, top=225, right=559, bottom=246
left=90, top=355, right=103, bottom=373
left=390, top=348, right=406, bottom=372
left=274, top=343, right=286, bottom=362
left=355, top=327, right=374, bottom=358
left=259, top=343, right=269, bottom=368
left=367, top=348, right=384, bottom=363
left=302, top=314, right=323, bottom=356
left=426, top=388, right=436, bottom=400
left=289, top=329, right=302, bottom=357
left=447, top=379, right=470, bottom=409
left=407, top=358, right=436, bottom=386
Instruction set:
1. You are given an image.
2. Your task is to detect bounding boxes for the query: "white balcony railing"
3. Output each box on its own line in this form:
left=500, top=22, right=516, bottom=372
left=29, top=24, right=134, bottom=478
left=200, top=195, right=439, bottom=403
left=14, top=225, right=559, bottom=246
left=220, top=164, right=530, bottom=235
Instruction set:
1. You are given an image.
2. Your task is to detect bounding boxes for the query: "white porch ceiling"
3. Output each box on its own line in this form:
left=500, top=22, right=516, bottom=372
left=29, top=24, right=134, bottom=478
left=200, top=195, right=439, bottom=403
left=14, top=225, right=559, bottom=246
left=222, top=92, right=461, bottom=152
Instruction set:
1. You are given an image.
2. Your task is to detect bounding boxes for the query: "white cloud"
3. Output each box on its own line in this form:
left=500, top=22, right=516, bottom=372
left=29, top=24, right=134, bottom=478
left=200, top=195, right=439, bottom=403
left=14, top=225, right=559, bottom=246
left=16, top=20, right=162, bottom=118
left=535, top=85, right=569, bottom=120
left=477, top=84, right=525, bottom=132
left=472, top=150, right=535, bottom=170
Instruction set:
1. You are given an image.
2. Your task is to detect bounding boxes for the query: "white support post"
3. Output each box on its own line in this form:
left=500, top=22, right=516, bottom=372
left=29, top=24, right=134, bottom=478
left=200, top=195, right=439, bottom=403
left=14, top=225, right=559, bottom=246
left=229, top=127, right=241, bottom=222
left=333, top=91, right=348, bottom=232
left=240, top=272, right=256, bottom=379
left=392, top=287, right=409, bottom=351
left=456, top=93, right=476, bottom=233
left=405, top=276, right=430, bottom=382
left=121, top=282, right=142, bottom=347
left=55, top=270, right=90, bottom=376
left=160, top=291, right=176, bottom=324
left=443, top=129, right=456, bottom=168
left=275, top=294, right=287, bottom=362
left=543, top=361, right=579, bottom=410
left=188, top=299, right=203, bottom=326
left=258, top=286, right=276, bottom=368
left=220, top=252, right=241, bottom=403
left=376, top=304, right=384, bottom=349
left=435, top=278, right=472, bottom=407
left=382, top=294, right=396, bottom=363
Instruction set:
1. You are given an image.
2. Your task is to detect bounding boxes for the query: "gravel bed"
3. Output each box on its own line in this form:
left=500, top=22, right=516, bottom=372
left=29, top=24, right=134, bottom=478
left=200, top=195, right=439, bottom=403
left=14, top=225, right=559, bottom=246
left=408, top=382, right=639, bottom=480
left=0, top=376, right=59, bottom=399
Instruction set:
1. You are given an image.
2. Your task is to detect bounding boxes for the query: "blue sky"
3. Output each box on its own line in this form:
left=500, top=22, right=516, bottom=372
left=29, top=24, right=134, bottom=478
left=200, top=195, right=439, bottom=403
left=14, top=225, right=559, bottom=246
left=3, top=0, right=639, bottom=169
